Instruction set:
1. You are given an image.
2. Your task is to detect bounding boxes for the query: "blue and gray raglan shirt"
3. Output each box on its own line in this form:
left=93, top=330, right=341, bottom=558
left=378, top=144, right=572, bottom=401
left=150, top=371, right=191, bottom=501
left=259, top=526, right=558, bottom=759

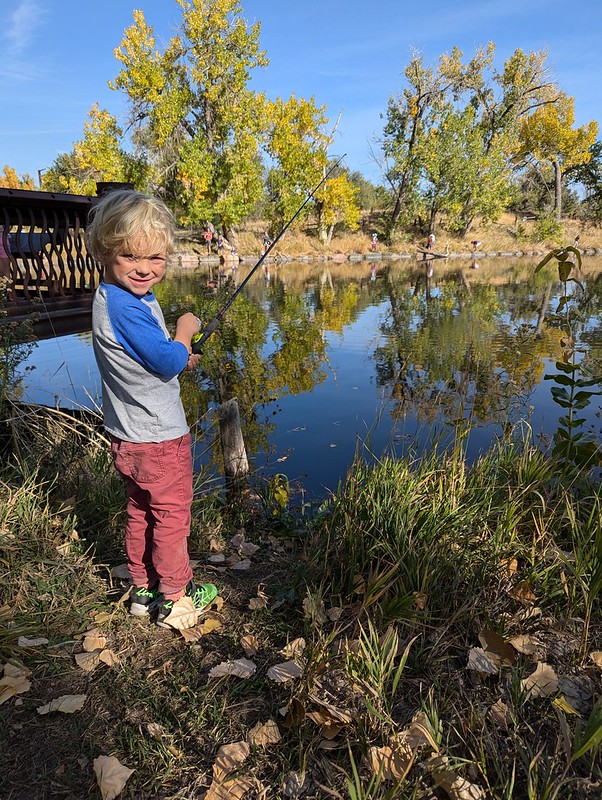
left=92, top=282, right=190, bottom=443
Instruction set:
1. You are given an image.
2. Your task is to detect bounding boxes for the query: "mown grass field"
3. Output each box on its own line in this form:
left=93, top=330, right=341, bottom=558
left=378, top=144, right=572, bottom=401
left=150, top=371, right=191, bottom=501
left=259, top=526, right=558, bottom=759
left=1, top=404, right=600, bottom=800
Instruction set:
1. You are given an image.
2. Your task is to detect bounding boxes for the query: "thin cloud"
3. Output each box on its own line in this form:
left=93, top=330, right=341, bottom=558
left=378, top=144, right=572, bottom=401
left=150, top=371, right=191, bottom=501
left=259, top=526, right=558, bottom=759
left=7, top=0, right=47, bottom=55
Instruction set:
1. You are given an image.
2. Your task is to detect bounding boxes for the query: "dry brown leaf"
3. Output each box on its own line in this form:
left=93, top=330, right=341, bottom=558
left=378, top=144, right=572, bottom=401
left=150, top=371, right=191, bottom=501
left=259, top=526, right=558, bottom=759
left=326, top=606, right=343, bottom=622
left=162, top=596, right=198, bottom=630
left=281, top=771, right=307, bottom=799
left=212, top=596, right=224, bottom=612
left=239, top=541, right=260, bottom=557
left=17, top=636, right=49, bottom=648
left=467, top=647, right=499, bottom=675
left=558, top=675, right=594, bottom=714
left=226, top=553, right=241, bottom=567
left=399, top=712, right=438, bottom=751
left=3, top=663, right=30, bottom=678
left=267, top=660, right=303, bottom=683
left=521, top=662, right=558, bottom=699
left=93, top=755, right=134, bottom=800
left=205, top=776, right=253, bottom=800
left=231, top=558, right=251, bottom=571
left=248, top=587, right=269, bottom=610
left=247, top=719, right=282, bottom=747
left=487, top=699, right=510, bottom=730
left=478, top=629, right=515, bottom=664
left=0, top=673, right=32, bottom=705
left=413, top=592, right=427, bottom=610
left=37, top=694, right=87, bottom=715
left=590, top=651, right=602, bottom=667
left=208, top=553, right=226, bottom=564
left=307, top=695, right=353, bottom=723
left=302, top=595, right=327, bottom=625
left=280, top=637, right=306, bottom=661
left=508, top=634, right=545, bottom=659
left=180, top=617, right=222, bottom=643
left=99, top=649, right=119, bottom=667
left=508, top=580, right=537, bottom=605
left=75, top=651, right=101, bottom=673
left=368, top=743, right=413, bottom=781
left=92, top=611, right=112, bottom=625
left=240, top=635, right=259, bottom=656
left=430, top=755, right=484, bottom=799
left=83, top=632, right=108, bottom=652
left=209, top=658, right=257, bottom=679
left=110, top=564, right=131, bottom=580
left=230, top=533, right=245, bottom=549
left=499, top=557, right=518, bottom=577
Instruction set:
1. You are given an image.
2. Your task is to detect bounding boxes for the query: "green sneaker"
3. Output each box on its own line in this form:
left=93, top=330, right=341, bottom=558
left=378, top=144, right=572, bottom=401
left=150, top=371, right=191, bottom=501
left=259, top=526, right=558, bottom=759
left=130, top=584, right=160, bottom=617
left=155, top=581, right=218, bottom=628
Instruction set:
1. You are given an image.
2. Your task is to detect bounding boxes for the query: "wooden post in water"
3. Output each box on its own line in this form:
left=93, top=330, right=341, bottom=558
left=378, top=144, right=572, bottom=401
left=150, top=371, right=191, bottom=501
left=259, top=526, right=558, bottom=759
left=218, top=397, right=249, bottom=491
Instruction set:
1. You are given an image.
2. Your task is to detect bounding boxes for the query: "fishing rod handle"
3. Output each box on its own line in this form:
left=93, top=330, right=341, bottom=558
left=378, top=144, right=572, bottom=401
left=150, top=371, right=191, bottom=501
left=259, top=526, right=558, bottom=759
left=191, top=316, right=220, bottom=354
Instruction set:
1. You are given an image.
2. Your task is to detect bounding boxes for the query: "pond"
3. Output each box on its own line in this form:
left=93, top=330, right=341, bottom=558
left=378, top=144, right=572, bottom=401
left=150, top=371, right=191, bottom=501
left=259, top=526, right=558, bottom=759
left=16, top=255, right=602, bottom=500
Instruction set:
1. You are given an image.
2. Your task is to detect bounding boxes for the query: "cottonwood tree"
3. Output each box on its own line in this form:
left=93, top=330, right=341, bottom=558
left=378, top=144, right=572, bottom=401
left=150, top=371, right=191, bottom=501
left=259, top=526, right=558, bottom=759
left=0, top=165, right=35, bottom=189
left=381, top=44, right=560, bottom=233
left=110, top=0, right=268, bottom=240
left=43, top=105, right=138, bottom=194
left=517, top=93, right=598, bottom=220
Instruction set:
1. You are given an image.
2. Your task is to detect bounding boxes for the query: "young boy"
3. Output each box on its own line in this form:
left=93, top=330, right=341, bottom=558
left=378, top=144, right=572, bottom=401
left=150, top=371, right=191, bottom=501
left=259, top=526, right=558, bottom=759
left=86, top=189, right=217, bottom=627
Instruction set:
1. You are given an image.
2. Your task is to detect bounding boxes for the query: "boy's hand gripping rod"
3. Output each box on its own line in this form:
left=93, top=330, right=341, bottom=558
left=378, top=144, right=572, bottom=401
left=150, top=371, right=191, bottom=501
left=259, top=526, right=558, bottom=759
left=191, top=155, right=346, bottom=354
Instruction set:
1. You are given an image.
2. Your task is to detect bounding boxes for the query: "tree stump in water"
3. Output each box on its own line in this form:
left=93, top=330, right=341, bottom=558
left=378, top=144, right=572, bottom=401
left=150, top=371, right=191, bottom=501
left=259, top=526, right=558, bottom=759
left=218, top=398, right=248, bottom=491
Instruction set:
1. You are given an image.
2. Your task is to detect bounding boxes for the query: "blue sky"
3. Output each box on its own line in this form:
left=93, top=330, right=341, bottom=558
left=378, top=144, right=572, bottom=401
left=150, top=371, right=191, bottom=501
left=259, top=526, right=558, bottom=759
left=2, top=0, right=601, bottom=185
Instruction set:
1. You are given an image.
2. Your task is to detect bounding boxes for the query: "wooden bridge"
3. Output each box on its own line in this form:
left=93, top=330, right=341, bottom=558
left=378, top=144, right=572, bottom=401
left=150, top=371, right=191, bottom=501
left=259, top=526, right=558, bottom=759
left=0, top=186, right=105, bottom=338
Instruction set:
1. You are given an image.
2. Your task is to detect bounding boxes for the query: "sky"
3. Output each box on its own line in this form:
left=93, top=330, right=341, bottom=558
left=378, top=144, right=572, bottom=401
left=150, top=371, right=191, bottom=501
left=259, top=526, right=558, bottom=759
left=2, top=0, right=601, bottom=185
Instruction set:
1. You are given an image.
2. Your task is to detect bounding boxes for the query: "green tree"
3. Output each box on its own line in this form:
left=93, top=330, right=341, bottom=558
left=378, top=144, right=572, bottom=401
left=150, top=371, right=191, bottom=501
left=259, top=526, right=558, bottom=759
left=111, top=0, right=268, bottom=240
left=517, top=93, right=598, bottom=220
left=566, top=140, right=602, bottom=223
left=42, top=105, right=138, bottom=194
left=263, top=94, right=329, bottom=227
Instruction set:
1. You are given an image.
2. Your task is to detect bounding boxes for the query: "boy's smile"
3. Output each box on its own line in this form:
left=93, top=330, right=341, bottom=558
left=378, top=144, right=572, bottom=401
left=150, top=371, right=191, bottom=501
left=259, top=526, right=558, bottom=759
left=105, top=252, right=167, bottom=296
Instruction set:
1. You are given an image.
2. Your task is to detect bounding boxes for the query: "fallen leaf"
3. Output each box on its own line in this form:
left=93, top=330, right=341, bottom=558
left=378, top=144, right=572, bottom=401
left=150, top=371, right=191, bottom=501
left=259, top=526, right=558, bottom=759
left=590, top=651, right=602, bottom=667
left=93, top=755, right=134, bottom=800
left=281, top=771, right=307, bottom=799
left=508, top=634, right=545, bottom=659
left=558, top=675, right=594, bottom=714
left=478, top=629, right=515, bottom=664
left=280, top=637, right=306, bottom=661
left=180, top=617, right=222, bottom=643
left=208, top=553, right=226, bottom=564
left=99, top=649, right=119, bottom=667
left=146, top=722, right=184, bottom=757
left=92, top=611, right=112, bottom=625
left=83, top=632, right=108, bottom=652
left=521, top=662, right=558, bottom=699
left=247, top=719, right=282, bottom=747
left=401, top=711, right=439, bottom=751
left=17, top=636, right=49, bottom=648
left=267, top=661, right=303, bottom=683
left=240, top=635, right=259, bottom=656
left=302, top=595, right=327, bottom=625
left=553, top=695, right=581, bottom=716
left=413, top=592, right=427, bottom=610
left=326, top=606, right=343, bottom=622
left=231, top=559, right=251, bottom=571
left=230, top=533, right=245, bottom=549
left=75, top=651, right=101, bottom=673
left=162, top=597, right=198, bottom=631
left=487, top=699, right=510, bottom=730
left=239, top=542, right=260, bottom=557
left=368, top=743, right=413, bottom=781
left=3, top=663, right=30, bottom=678
left=430, top=755, right=484, bottom=799
left=0, top=673, right=32, bottom=705
left=508, top=580, right=537, bottom=605
left=37, top=694, right=87, bottom=715
left=212, top=596, right=224, bottom=612
left=467, top=647, right=499, bottom=675
left=110, top=564, right=131, bottom=581
left=205, top=741, right=253, bottom=800
left=307, top=695, right=353, bottom=723
left=499, top=557, right=518, bottom=577
left=209, top=659, right=257, bottom=679
left=248, top=588, right=269, bottom=610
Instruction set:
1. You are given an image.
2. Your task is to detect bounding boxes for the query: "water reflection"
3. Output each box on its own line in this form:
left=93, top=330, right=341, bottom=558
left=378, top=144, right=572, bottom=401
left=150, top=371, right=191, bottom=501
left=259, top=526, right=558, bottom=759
left=18, top=257, right=602, bottom=498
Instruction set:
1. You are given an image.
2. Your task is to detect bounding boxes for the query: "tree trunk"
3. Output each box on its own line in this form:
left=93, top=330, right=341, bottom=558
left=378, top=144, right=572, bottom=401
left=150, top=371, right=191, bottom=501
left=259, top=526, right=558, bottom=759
left=553, top=159, right=562, bottom=221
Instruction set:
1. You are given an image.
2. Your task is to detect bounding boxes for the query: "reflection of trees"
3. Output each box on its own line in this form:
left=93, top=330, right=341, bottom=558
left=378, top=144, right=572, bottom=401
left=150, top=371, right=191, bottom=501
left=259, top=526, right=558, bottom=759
left=155, top=272, right=330, bottom=465
left=375, top=268, right=565, bottom=426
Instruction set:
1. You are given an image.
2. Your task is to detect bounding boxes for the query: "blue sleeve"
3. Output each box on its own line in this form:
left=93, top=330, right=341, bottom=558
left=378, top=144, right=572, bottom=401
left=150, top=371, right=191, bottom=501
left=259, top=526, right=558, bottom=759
left=106, top=291, right=189, bottom=377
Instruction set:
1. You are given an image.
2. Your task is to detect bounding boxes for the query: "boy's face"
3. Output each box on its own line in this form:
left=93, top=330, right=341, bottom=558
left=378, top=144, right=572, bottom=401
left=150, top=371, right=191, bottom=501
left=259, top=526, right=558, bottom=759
left=104, top=250, right=167, bottom=296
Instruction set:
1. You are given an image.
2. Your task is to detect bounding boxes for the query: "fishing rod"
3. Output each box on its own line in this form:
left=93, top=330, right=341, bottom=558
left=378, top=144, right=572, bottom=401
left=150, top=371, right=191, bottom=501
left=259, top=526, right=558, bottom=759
left=191, top=154, right=346, bottom=354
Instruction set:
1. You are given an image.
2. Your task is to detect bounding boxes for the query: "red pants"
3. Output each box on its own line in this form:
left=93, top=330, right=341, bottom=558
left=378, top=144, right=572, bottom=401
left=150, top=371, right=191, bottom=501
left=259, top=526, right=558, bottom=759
left=110, top=434, right=194, bottom=595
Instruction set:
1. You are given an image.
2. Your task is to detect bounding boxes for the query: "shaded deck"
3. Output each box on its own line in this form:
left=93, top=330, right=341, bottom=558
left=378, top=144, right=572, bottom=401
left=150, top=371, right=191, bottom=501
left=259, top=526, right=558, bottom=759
left=0, top=187, right=103, bottom=337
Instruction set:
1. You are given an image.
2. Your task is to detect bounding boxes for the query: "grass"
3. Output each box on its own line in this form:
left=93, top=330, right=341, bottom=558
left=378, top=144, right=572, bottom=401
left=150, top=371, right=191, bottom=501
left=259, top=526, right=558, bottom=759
left=0, top=408, right=601, bottom=799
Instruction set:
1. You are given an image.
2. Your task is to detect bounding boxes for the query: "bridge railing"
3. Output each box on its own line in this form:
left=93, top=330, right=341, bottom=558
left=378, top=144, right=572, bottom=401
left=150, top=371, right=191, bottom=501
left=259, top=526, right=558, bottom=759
left=0, top=187, right=104, bottom=334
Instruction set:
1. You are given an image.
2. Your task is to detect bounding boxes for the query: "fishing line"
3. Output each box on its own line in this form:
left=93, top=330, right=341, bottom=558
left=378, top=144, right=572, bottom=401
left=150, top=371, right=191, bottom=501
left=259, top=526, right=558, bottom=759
left=192, top=154, right=346, bottom=353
